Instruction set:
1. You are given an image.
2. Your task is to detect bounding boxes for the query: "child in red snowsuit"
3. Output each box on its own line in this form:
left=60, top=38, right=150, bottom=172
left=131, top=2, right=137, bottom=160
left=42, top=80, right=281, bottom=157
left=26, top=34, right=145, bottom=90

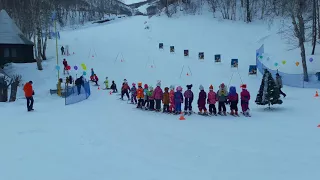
left=169, top=85, right=175, bottom=113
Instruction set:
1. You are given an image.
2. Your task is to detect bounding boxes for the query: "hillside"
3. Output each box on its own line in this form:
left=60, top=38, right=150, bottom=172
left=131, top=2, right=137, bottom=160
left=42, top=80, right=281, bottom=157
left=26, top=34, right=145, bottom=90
left=1, top=9, right=320, bottom=180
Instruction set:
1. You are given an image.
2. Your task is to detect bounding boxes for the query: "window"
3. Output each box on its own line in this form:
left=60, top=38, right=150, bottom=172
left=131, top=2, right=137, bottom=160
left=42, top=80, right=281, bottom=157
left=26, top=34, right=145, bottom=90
left=4, top=48, right=9, bottom=57
left=11, top=48, right=17, bottom=57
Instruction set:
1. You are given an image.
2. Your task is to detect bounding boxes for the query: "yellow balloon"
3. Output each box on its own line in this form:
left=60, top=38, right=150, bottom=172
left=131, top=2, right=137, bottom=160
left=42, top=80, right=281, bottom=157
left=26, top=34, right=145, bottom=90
left=83, top=67, right=87, bottom=70
left=282, top=60, right=286, bottom=65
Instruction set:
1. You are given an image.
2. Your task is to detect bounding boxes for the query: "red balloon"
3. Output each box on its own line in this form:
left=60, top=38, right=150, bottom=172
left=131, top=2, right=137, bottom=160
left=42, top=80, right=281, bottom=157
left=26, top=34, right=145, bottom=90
left=67, top=65, right=71, bottom=70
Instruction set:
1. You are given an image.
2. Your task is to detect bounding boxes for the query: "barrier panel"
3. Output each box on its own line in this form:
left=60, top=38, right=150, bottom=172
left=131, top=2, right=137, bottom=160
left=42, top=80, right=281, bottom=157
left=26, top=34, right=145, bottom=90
left=65, top=81, right=91, bottom=105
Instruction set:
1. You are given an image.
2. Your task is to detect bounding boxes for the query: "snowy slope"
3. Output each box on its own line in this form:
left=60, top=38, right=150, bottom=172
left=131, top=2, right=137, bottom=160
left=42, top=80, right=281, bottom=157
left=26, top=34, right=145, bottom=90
left=1, top=14, right=320, bottom=180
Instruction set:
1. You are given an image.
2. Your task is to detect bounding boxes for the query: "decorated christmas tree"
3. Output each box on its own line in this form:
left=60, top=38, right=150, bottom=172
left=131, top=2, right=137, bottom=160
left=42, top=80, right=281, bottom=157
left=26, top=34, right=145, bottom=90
left=255, top=69, right=283, bottom=107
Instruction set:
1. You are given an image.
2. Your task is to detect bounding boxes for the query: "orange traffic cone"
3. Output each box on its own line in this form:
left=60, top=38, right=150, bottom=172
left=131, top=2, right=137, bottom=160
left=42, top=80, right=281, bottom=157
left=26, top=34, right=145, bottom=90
left=179, top=112, right=185, bottom=120
left=317, top=124, right=320, bottom=128
left=315, top=91, right=319, bottom=97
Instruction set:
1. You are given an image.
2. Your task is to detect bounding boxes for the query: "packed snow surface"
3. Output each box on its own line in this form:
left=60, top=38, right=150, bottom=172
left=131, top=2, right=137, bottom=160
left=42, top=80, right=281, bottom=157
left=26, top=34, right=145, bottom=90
left=1, top=14, right=320, bottom=180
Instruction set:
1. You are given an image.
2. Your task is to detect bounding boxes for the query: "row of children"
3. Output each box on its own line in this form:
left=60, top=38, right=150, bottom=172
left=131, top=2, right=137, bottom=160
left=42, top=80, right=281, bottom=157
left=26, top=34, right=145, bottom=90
left=119, top=79, right=251, bottom=116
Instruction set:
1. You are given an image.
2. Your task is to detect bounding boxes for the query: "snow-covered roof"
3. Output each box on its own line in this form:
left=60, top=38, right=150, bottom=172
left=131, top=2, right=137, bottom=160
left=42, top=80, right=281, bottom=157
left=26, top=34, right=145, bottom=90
left=0, top=9, right=33, bottom=45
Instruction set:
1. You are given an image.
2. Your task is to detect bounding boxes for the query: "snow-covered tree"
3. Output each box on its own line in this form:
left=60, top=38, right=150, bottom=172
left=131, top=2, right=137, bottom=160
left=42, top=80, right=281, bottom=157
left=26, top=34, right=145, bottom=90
left=255, top=69, right=283, bottom=107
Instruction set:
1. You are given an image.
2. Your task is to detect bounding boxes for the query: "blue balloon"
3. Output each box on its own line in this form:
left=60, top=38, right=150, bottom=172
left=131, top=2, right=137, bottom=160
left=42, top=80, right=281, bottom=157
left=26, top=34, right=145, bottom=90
left=55, top=65, right=60, bottom=70
left=83, top=71, right=87, bottom=76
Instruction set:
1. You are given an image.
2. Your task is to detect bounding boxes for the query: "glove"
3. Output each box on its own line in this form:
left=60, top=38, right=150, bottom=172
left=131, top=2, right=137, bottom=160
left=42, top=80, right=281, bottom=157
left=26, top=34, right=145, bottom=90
left=32, top=91, right=35, bottom=95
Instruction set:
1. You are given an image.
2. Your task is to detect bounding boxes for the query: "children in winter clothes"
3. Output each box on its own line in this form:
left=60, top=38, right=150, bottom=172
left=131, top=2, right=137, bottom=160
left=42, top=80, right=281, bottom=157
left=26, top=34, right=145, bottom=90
left=184, top=84, right=194, bottom=114
left=93, top=74, right=99, bottom=85
left=63, top=59, right=69, bottom=75
left=111, top=81, right=118, bottom=93
left=153, top=81, right=163, bottom=112
left=240, top=84, right=251, bottom=116
left=143, top=84, right=149, bottom=109
left=162, top=87, right=170, bottom=112
left=169, top=85, right=175, bottom=113
left=90, top=68, right=95, bottom=81
left=207, top=85, right=217, bottom=115
left=104, top=77, right=109, bottom=89
left=148, top=86, right=155, bottom=110
left=136, top=82, right=144, bottom=108
left=130, top=83, right=137, bottom=104
left=174, top=86, right=183, bottom=114
left=198, top=85, right=207, bottom=114
left=227, top=86, right=239, bottom=115
left=121, top=81, right=130, bottom=100
left=217, top=83, right=228, bottom=115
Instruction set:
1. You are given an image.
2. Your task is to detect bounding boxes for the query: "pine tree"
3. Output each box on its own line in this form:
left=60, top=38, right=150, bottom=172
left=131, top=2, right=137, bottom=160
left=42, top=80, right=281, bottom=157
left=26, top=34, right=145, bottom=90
left=255, top=69, right=283, bottom=107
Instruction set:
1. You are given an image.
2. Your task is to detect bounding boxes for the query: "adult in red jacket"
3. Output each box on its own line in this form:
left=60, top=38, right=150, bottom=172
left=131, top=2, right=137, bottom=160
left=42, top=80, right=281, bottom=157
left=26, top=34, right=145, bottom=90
left=121, top=82, right=130, bottom=100
left=23, top=81, right=34, bottom=111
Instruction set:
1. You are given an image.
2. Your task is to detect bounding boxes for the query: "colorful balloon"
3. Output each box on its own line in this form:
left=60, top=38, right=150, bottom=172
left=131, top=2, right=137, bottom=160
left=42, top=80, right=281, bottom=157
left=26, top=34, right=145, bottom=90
left=67, top=65, right=71, bottom=70
left=83, top=71, right=87, bottom=76
left=295, top=62, right=300, bottom=66
left=74, top=66, right=78, bottom=70
left=282, top=60, right=286, bottom=65
left=259, top=56, right=263, bottom=59
left=274, top=62, right=279, bottom=66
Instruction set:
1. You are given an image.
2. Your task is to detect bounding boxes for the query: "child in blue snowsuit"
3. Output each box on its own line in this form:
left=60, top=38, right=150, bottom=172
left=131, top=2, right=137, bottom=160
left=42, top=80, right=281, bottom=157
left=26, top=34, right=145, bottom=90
left=174, top=86, right=183, bottom=114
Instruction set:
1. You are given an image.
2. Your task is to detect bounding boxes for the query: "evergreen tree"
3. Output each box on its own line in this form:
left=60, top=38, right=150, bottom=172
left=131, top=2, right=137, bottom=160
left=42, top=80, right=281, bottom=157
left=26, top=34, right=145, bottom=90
left=255, top=69, right=283, bottom=107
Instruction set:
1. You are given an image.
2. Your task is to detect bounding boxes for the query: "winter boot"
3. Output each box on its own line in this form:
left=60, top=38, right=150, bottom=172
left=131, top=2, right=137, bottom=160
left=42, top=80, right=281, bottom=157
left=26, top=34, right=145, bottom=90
left=230, top=110, right=235, bottom=115
left=223, top=111, right=227, bottom=116
left=218, top=111, right=222, bottom=115
left=235, top=111, right=239, bottom=116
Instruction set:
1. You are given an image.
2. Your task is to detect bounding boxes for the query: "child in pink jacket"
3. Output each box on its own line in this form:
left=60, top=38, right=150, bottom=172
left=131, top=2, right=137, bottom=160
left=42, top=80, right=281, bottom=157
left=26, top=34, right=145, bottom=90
left=207, top=85, right=217, bottom=115
left=169, top=85, right=175, bottom=113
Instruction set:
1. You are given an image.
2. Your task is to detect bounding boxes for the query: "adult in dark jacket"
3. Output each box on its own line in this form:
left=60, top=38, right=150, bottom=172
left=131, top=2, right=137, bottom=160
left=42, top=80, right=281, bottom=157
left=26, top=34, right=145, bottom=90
left=61, top=46, right=65, bottom=55
left=275, top=73, right=286, bottom=97
left=75, top=76, right=84, bottom=95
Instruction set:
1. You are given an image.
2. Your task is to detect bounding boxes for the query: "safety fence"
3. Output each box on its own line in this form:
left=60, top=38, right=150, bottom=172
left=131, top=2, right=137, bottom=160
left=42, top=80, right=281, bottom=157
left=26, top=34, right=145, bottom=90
left=256, top=45, right=320, bottom=89
left=65, top=81, right=91, bottom=105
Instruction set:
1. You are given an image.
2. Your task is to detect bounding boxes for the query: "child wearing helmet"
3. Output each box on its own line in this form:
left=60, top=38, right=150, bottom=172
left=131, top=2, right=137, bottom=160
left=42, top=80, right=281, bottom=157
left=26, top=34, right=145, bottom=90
left=240, top=84, right=251, bottom=116
left=153, top=80, right=163, bottom=112
left=227, top=86, right=239, bottom=116
left=143, top=84, right=149, bottom=110
left=136, top=82, right=144, bottom=108
left=217, top=83, right=228, bottom=116
left=184, top=84, right=194, bottom=115
left=207, top=85, right=217, bottom=115
left=174, top=86, right=183, bottom=114
left=110, top=80, right=118, bottom=93
left=130, top=83, right=137, bottom=104
left=162, top=87, right=170, bottom=113
left=90, top=68, right=95, bottom=81
left=169, top=85, right=175, bottom=113
left=148, top=86, right=155, bottom=110
left=197, top=85, right=208, bottom=115
left=104, top=77, right=109, bottom=89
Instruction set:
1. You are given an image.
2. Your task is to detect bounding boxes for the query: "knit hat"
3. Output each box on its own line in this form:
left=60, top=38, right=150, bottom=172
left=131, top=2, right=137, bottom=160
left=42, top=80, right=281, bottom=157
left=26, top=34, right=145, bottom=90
left=132, top=83, right=136, bottom=86
left=149, top=86, right=154, bottom=91
left=164, top=87, right=169, bottom=92
left=199, top=85, right=204, bottom=90
left=106, top=77, right=108, bottom=79
left=220, top=83, right=225, bottom=88
left=176, top=86, right=182, bottom=91
left=144, top=84, right=148, bottom=89
left=240, top=84, right=247, bottom=89
left=186, top=84, right=192, bottom=89
left=209, top=85, right=213, bottom=89
left=29, top=81, right=33, bottom=84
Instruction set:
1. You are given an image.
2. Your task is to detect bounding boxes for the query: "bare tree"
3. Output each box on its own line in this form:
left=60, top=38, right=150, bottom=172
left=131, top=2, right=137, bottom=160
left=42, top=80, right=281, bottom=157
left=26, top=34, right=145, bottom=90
left=9, top=74, right=22, bottom=102
left=0, top=75, right=13, bottom=102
